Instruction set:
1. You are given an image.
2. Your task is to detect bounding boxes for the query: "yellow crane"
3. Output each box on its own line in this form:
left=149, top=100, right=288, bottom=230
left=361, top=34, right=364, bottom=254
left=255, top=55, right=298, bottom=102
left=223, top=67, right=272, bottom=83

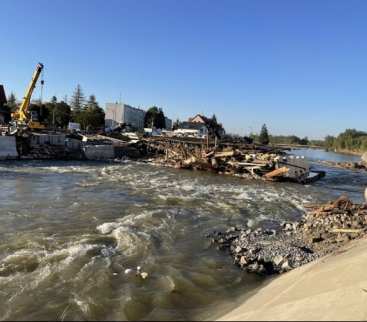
left=10, top=63, right=46, bottom=133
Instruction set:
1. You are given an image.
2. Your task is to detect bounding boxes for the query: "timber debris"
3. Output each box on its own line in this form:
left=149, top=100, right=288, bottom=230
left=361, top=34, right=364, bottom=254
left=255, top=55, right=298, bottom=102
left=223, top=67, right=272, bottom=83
left=209, top=195, right=367, bottom=275
left=144, top=137, right=325, bottom=183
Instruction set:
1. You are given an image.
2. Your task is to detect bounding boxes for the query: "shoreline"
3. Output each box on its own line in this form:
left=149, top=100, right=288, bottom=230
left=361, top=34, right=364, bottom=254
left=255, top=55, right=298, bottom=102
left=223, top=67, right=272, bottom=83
left=331, top=149, right=363, bottom=156
left=216, top=237, right=367, bottom=321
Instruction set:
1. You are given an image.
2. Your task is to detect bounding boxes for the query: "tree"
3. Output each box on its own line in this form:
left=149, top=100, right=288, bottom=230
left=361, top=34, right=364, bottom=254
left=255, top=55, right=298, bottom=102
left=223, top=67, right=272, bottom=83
left=85, top=95, right=99, bottom=111
left=144, top=106, right=166, bottom=129
left=6, top=92, right=17, bottom=112
left=172, top=119, right=180, bottom=130
left=259, top=124, right=270, bottom=145
left=85, top=95, right=105, bottom=130
left=72, top=94, right=104, bottom=131
left=70, top=84, right=85, bottom=112
left=44, top=98, right=71, bottom=128
left=208, top=114, right=225, bottom=138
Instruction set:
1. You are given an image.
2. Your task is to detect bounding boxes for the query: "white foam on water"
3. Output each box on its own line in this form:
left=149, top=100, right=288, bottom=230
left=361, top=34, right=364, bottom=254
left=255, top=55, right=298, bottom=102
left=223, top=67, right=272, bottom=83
left=97, top=222, right=121, bottom=235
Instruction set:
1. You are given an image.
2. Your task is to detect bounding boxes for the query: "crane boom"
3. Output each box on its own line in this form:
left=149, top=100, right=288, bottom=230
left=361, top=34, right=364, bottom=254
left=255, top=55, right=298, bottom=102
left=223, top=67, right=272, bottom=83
left=12, top=63, right=44, bottom=123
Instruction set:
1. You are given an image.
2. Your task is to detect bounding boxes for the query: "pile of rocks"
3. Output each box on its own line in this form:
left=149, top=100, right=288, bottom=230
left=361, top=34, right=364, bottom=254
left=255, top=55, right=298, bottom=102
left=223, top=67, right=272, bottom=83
left=209, top=195, right=367, bottom=275
left=298, top=195, right=367, bottom=251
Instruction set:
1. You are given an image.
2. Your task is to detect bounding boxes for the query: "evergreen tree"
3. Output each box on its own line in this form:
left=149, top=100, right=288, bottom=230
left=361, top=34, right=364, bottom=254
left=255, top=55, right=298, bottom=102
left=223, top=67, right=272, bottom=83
left=7, top=93, right=17, bottom=112
left=72, top=94, right=104, bottom=130
left=70, top=84, right=85, bottom=112
left=259, top=124, right=270, bottom=145
left=85, top=94, right=98, bottom=111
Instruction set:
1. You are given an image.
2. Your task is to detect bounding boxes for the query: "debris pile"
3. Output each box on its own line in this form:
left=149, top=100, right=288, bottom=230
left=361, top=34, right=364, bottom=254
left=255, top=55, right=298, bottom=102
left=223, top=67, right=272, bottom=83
left=146, top=138, right=324, bottom=183
left=209, top=195, right=367, bottom=275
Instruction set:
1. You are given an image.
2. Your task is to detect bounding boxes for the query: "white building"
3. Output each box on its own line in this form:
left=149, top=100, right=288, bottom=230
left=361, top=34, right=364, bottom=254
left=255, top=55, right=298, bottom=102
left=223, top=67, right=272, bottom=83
left=105, top=103, right=146, bottom=130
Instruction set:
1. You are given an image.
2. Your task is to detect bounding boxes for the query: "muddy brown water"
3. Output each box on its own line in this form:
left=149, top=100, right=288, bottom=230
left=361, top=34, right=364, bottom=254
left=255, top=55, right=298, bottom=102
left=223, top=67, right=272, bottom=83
left=0, top=149, right=366, bottom=320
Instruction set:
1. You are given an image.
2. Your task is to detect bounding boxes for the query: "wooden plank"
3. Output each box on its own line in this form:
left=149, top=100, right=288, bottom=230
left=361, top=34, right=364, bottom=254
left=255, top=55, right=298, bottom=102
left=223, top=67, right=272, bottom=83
left=264, top=166, right=289, bottom=179
left=214, top=151, right=234, bottom=158
left=331, top=228, right=362, bottom=234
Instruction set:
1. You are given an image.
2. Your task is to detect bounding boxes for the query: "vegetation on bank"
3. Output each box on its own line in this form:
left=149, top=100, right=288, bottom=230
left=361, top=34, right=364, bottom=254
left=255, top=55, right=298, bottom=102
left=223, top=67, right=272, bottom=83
left=250, top=125, right=367, bottom=153
left=4, top=84, right=105, bottom=131
left=249, top=124, right=323, bottom=147
left=324, top=129, right=367, bottom=153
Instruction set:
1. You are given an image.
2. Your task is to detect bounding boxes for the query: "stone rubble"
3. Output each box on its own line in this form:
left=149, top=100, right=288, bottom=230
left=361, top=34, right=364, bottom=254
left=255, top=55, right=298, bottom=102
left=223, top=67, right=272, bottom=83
left=209, top=195, right=367, bottom=275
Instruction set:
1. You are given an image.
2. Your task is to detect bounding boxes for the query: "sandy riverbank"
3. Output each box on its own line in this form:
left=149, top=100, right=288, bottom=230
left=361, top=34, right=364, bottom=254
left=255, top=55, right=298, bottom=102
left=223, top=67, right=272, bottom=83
left=217, top=237, right=367, bottom=321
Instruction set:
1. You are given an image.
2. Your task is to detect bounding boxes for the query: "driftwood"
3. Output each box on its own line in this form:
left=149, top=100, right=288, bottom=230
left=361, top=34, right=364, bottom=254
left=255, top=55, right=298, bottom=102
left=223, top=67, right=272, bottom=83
left=144, top=137, right=317, bottom=183
left=264, top=167, right=289, bottom=179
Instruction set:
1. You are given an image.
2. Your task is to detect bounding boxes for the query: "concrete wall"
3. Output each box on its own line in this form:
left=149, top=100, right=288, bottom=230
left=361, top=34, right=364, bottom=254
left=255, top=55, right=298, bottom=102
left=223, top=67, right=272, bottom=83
left=30, top=134, right=66, bottom=147
left=0, top=136, right=18, bottom=160
left=83, top=145, right=115, bottom=160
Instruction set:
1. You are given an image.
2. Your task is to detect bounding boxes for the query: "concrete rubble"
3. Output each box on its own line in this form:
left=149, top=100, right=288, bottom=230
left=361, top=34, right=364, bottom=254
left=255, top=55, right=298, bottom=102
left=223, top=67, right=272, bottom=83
left=209, top=195, right=367, bottom=275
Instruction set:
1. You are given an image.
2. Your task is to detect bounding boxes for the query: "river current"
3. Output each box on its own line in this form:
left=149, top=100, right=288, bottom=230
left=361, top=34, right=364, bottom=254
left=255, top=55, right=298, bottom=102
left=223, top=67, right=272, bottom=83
left=0, top=149, right=366, bottom=320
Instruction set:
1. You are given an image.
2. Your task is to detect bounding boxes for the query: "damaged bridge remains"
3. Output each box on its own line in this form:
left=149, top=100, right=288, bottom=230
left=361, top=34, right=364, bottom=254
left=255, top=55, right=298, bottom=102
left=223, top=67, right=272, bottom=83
left=144, top=137, right=325, bottom=183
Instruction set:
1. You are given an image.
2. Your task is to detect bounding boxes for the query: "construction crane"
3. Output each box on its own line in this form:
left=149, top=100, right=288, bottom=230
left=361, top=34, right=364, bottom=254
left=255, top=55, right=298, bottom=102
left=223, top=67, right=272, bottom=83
left=10, top=63, right=46, bottom=134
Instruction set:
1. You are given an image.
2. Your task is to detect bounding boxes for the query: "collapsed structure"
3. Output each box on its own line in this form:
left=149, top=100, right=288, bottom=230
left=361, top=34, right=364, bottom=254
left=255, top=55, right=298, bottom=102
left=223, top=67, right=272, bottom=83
left=144, top=136, right=325, bottom=183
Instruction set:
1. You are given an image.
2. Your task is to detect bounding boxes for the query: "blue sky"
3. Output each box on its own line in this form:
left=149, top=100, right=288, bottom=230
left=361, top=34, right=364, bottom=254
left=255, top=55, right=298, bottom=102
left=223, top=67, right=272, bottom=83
left=1, top=0, right=367, bottom=139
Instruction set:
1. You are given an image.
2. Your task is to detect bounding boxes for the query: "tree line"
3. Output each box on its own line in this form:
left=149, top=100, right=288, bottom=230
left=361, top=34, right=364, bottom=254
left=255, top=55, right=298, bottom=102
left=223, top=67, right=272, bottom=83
left=250, top=125, right=367, bottom=152
left=3, top=84, right=105, bottom=131
left=324, top=129, right=367, bottom=153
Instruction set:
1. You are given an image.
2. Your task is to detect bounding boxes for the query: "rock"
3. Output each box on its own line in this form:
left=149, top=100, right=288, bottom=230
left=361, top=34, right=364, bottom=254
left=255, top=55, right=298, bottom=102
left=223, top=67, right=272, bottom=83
left=273, top=255, right=284, bottom=266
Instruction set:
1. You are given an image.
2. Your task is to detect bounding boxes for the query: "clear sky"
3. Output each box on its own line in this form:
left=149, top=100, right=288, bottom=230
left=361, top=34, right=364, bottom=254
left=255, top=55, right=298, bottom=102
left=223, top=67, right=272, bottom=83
left=1, top=0, right=367, bottom=139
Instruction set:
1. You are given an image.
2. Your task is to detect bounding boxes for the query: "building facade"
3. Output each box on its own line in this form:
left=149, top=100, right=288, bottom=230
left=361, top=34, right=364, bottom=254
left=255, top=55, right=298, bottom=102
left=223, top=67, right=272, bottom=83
left=105, top=103, right=146, bottom=130
left=165, top=117, right=173, bottom=130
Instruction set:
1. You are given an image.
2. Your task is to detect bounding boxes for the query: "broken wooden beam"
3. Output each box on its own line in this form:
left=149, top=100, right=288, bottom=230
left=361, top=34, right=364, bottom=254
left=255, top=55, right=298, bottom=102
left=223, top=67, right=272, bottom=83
left=264, top=166, right=289, bottom=179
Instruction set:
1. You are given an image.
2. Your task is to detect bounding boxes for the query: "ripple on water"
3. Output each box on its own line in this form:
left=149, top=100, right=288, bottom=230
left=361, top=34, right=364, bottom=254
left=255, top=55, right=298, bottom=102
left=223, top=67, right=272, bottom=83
left=0, top=157, right=363, bottom=320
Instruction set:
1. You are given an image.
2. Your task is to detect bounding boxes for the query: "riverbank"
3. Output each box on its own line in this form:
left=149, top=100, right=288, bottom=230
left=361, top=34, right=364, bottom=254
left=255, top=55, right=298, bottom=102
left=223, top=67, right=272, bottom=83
left=217, top=236, right=367, bottom=321
left=327, top=148, right=364, bottom=156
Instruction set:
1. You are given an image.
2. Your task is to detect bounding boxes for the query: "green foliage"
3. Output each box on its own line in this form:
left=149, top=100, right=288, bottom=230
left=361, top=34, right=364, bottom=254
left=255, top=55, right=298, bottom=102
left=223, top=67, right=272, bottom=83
left=6, top=93, right=17, bottom=112
left=44, top=97, right=71, bottom=128
left=269, top=135, right=310, bottom=145
left=70, top=84, right=85, bottom=112
left=72, top=94, right=104, bottom=131
left=144, top=106, right=166, bottom=129
left=324, top=129, right=367, bottom=152
left=259, top=124, right=270, bottom=145
left=29, top=103, right=50, bottom=123
left=207, top=114, right=225, bottom=138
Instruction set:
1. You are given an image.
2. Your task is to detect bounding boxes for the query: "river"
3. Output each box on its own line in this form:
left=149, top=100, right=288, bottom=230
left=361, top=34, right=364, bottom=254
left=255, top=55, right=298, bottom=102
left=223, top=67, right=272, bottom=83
left=0, top=149, right=366, bottom=320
